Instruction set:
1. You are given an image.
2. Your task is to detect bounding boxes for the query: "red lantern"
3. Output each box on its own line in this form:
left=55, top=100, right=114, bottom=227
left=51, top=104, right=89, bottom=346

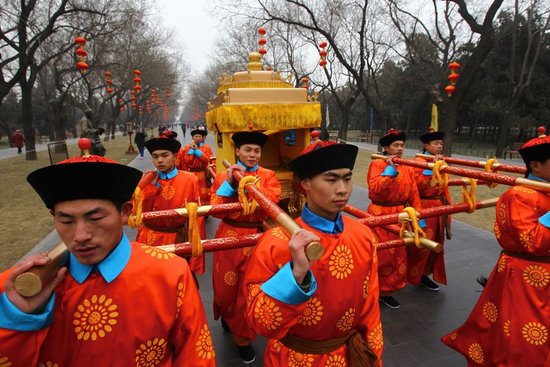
left=301, top=76, right=309, bottom=89
left=133, top=69, right=142, bottom=94
left=258, top=28, right=267, bottom=56
left=258, top=27, right=267, bottom=36
left=448, top=73, right=460, bottom=83
left=319, top=41, right=327, bottom=48
left=448, top=62, right=460, bottom=71
left=319, top=40, right=328, bottom=68
left=444, top=85, right=456, bottom=97
left=445, top=61, right=460, bottom=97
left=104, top=71, right=112, bottom=78
left=74, top=36, right=89, bottom=74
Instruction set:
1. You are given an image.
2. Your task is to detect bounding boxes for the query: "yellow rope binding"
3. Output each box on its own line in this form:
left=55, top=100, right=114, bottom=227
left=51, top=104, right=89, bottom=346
left=430, top=160, right=449, bottom=195
left=127, top=186, right=142, bottom=228
left=400, top=207, right=426, bottom=248
left=186, top=202, right=203, bottom=257
left=238, top=175, right=260, bottom=215
left=484, top=158, right=499, bottom=188
left=461, top=178, right=478, bottom=213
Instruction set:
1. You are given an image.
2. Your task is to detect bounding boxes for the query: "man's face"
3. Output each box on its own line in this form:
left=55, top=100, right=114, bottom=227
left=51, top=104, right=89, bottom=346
left=530, top=158, right=550, bottom=181
left=151, top=149, right=176, bottom=173
left=235, top=144, right=262, bottom=168
left=384, top=140, right=405, bottom=157
left=53, top=199, right=131, bottom=265
left=424, top=140, right=443, bottom=155
left=192, top=134, right=204, bottom=145
left=301, top=168, right=353, bottom=220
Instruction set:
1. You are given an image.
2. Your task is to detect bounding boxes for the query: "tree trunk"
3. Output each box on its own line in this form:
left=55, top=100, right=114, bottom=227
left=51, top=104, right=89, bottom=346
left=20, top=80, right=37, bottom=160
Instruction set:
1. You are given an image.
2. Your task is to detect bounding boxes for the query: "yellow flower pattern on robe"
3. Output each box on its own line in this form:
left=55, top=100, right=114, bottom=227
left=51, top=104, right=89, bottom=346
left=522, top=322, right=548, bottom=346
left=328, top=245, right=354, bottom=279
left=141, top=244, right=175, bottom=260
left=298, top=297, right=323, bottom=326
left=196, top=324, right=215, bottom=360
left=288, top=350, right=314, bottom=367
left=325, top=354, right=347, bottom=367
left=497, top=254, right=506, bottom=272
left=254, top=296, right=283, bottom=330
left=523, top=265, right=550, bottom=287
left=362, top=275, right=370, bottom=299
left=468, top=342, right=484, bottom=364
left=503, top=320, right=511, bottom=337
left=224, top=270, right=238, bottom=286
left=73, top=295, right=118, bottom=341
left=482, top=302, right=498, bottom=323
left=160, top=184, right=176, bottom=200
left=336, top=308, right=355, bottom=333
left=0, top=355, right=12, bottom=367
left=135, top=337, right=167, bottom=366
left=497, top=203, right=506, bottom=225
left=367, top=323, right=384, bottom=352
left=519, top=230, right=533, bottom=250
left=493, top=222, right=501, bottom=240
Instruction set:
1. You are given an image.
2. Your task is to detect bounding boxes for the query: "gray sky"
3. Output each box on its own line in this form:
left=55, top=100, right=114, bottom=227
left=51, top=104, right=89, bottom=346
left=156, top=0, right=219, bottom=73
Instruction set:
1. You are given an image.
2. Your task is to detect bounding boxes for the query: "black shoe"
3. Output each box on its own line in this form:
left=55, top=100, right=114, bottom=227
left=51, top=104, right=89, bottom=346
left=220, top=317, right=230, bottom=332
left=420, top=275, right=440, bottom=291
left=237, top=345, right=255, bottom=364
left=379, top=296, right=400, bottom=309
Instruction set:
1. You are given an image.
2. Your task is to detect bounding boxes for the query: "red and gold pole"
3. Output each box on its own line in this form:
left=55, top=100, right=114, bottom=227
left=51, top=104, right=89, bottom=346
left=416, top=153, right=526, bottom=175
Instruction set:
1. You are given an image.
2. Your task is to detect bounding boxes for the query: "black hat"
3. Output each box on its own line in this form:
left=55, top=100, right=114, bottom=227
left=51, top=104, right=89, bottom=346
left=232, top=131, right=268, bottom=148
left=145, top=137, right=181, bottom=154
left=519, top=127, right=550, bottom=164
left=27, top=160, right=142, bottom=209
left=419, top=128, right=445, bottom=144
left=289, top=142, right=358, bottom=180
left=379, top=129, right=407, bottom=147
left=191, top=127, right=207, bottom=136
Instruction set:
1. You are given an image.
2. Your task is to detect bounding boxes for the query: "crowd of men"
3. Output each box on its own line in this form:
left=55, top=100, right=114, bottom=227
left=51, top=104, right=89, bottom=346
left=0, top=125, right=548, bottom=366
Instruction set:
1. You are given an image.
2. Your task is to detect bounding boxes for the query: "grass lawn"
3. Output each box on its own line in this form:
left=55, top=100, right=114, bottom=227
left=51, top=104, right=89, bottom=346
left=0, top=136, right=137, bottom=271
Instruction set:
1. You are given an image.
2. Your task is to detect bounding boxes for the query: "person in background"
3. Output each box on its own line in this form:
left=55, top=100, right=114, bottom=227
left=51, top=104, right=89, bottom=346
left=243, top=141, right=383, bottom=366
left=11, top=129, right=25, bottom=154
left=209, top=131, right=281, bottom=364
left=409, top=128, right=451, bottom=291
left=0, top=153, right=215, bottom=366
left=134, top=128, right=147, bottom=159
left=442, top=127, right=550, bottom=367
left=129, top=136, right=205, bottom=276
left=367, top=128, right=424, bottom=310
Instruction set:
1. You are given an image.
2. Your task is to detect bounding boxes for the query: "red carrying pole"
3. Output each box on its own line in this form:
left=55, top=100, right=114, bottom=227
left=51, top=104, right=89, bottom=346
left=416, top=153, right=526, bottom=175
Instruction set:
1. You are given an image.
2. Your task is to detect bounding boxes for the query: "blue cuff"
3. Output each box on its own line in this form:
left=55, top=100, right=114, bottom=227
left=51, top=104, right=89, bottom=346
left=216, top=180, right=237, bottom=197
left=419, top=218, right=427, bottom=229
left=539, top=211, right=550, bottom=228
left=261, top=262, right=317, bottom=305
left=194, top=149, right=203, bottom=157
left=381, top=165, right=398, bottom=177
left=422, top=169, right=433, bottom=176
left=0, top=292, right=55, bottom=331
left=187, top=149, right=195, bottom=155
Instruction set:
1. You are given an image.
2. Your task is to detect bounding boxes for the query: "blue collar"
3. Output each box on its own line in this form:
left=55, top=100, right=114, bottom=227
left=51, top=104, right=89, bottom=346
left=237, top=160, right=258, bottom=172
left=196, top=141, right=204, bottom=147
left=528, top=173, right=548, bottom=182
left=301, top=204, right=344, bottom=234
left=70, top=234, right=132, bottom=284
left=157, top=166, right=178, bottom=180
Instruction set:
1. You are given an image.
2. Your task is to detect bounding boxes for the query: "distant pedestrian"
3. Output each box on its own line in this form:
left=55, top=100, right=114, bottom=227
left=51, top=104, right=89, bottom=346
left=11, top=129, right=25, bottom=154
left=182, top=124, right=187, bottom=138
left=134, top=129, right=147, bottom=159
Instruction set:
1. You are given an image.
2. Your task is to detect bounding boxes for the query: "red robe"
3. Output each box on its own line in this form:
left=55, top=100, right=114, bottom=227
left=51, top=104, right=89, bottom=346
left=243, top=217, right=383, bottom=366
left=408, top=156, right=452, bottom=286
left=177, top=143, right=214, bottom=205
left=367, top=159, right=422, bottom=293
left=0, top=241, right=215, bottom=366
left=209, top=166, right=281, bottom=342
left=442, top=186, right=550, bottom=366
left=131, top=170, right=206, bottom=274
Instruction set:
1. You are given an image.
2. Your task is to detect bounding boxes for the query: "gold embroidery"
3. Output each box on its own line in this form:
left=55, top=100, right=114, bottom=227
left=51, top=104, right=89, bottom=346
left=142, top=244, right=175, bottom=260
left=336, top=308, right=355, bottom=333
left=497, top=255, right=507, bottom=272
left=522, top=322, right=548, bottom=346
left=224, top=271, right=238, bottom=286
left=196, top=324, right=215, bottom=359
left=367, top=323, right=384, bottom=351
left=73, top=295, right=118, bottom=341
left=298, top=297, right=323, bottom=326
left=503, top=320, right=511, bottom=337
left=362, top=275, right=370, bottom=299
left=135, top=337, right=167, bottom=366
left=328, top=245, right=354, bottom=279
left=523, top=265, right=550, bottom=287
left=161, top=184, right=176, bottom=200
left=254, top=296, right=283, bottom=330
left=325, top=354, right=347, bottom=367
left=467, top=342, right=484, bottom=364
left=0, top=355, right=13, bottom=367
left=482, top=302, right=498, bottom=323
left=288, top=350, right=314, bottom=367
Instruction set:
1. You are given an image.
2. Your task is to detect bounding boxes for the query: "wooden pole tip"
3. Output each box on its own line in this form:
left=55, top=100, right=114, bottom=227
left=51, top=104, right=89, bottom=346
left=14, top=273, right=42, bottom=297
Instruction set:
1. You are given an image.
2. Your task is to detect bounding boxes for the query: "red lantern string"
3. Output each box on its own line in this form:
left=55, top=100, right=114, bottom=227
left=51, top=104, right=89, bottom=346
left=74, top=37, right=89, bottom=74
left=301, top=76, right=309, bottom=89
left=105, top=71, right=113, bottom=95
left=445, top=61, right=460, bottom=97
left=258, top=27, right=267, bottom=56
left=319, top=41, right=328, bottom=68
left=133, top=69, right=142, bottom=94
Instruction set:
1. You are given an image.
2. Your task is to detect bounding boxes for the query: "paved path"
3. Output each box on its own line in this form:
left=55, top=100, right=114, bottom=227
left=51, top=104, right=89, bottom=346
left=20, top=127, right=507, bottom=366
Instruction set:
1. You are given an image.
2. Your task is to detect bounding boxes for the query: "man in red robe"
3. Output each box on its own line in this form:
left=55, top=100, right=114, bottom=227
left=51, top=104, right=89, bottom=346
left=0, top=154, right=215, bottom=366
left=409, top=129, right=451, bottom=290
left=130, top=137, right=205, bottom=275
left=442, top=129, right=550, bottom=366
left=177, top=126, right=214, bottom=206
left=243, top=141, right=383, bottom=366
left=210, top=131, right=281, bottom=363
left=367, top=129, right=423, bottom=309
